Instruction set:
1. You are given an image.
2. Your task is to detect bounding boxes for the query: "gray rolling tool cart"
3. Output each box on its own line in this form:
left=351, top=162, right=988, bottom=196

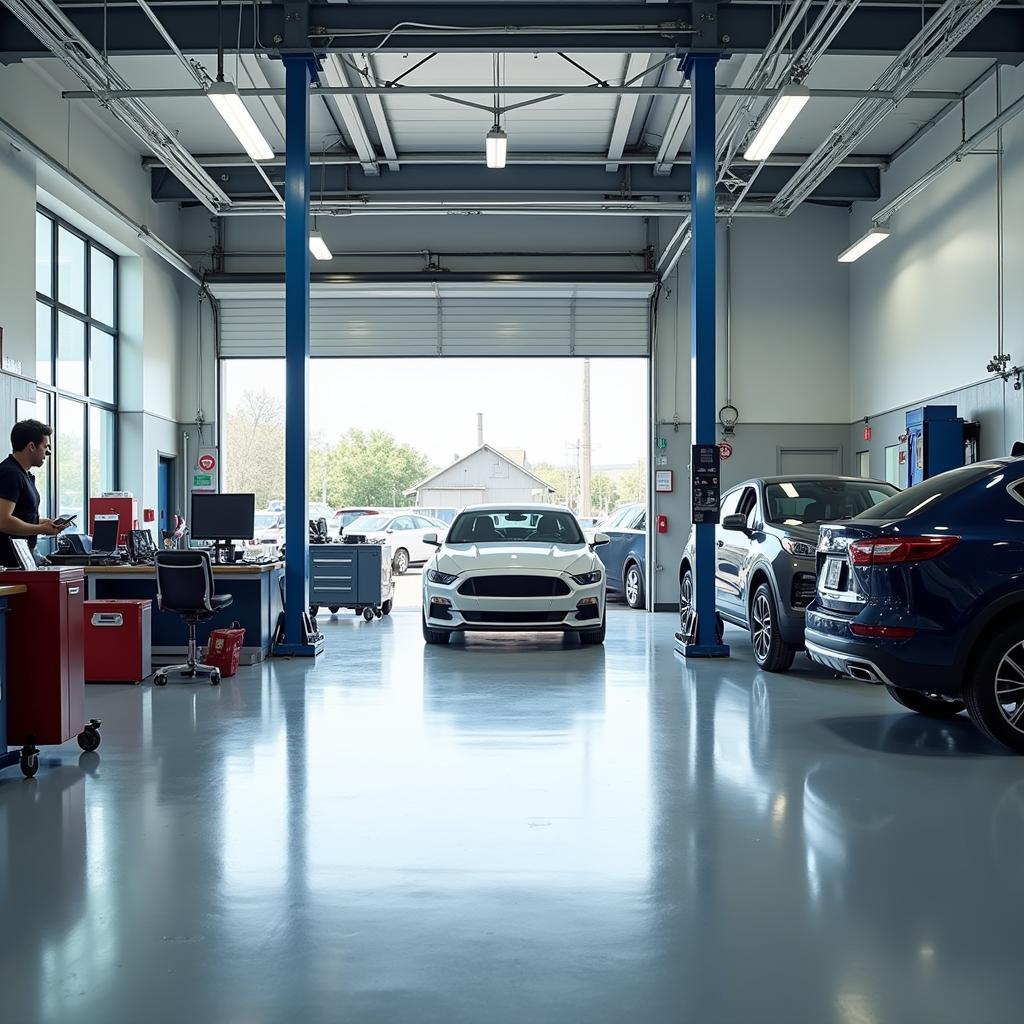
left=308, top=543, right=394, bottom=622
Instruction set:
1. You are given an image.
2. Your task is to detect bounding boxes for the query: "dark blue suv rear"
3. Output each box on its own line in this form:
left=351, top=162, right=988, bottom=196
left=805, top=459, right=1024, bottom=752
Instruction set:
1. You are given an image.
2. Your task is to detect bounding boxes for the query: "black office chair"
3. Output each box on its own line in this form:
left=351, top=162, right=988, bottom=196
left=153, top=550, right=233, bottom=687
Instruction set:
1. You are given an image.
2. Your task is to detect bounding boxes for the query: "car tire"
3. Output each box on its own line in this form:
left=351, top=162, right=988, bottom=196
left=580, top=616, right=606, bottom=645
left=886, top=685, right=965, bottom=718
left=750, top=583, right=796, bottom=673
left=422, top=613, right=450, bottom=645
left=624, top=563, right=645, bottom=610
left=393, top=548, right=410, bottom=576
left=964, top=624, right=1024, bottom=752
left=679, top=569, right=724, bottom=645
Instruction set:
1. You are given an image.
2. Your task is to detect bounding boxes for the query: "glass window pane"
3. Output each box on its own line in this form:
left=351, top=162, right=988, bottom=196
left=90, top=406, right=116, bottom=496
left=36, top=213, right=52, bottom=296
left=89, top=328, right=116, bottom=403
left=36, top=301, right=53, bottom=385
left=57, top=226, right=86, bottom=312
left=32, top=392, right=52, bottom=521
left=90, top=248, right=115, bottom=327
left=57, top=312, right=86, bottom=394
left=57, top=397, right=86, bottom=527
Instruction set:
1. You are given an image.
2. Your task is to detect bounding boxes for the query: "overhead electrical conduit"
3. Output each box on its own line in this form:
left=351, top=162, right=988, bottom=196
left=3, top=0, right=232, bottom=213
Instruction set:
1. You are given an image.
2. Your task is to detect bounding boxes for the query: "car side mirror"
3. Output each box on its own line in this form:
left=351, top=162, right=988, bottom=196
left=423, top=533, right=441, bottom=547
left=722, top=514, right=749, bottom=533
left=590, top=533, right=611, bottom=548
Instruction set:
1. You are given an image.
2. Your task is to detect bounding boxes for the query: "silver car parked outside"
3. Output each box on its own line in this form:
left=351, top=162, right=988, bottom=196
left=679, top=475, right=897, bottom=671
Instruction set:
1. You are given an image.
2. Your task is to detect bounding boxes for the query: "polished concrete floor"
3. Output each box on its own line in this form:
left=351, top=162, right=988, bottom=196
left=2, top=602, right=1022, bottom=1023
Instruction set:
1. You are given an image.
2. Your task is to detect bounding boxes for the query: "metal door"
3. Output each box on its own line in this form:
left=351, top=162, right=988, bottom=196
left=777, top=447, right=843, bottom=476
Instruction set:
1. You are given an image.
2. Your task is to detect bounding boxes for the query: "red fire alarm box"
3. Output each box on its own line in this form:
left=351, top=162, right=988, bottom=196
left=84, top=599, right=153, bottom=683
left=657, top=514, right=668, bottom=534
left=864, top=425, right=873, bottom=441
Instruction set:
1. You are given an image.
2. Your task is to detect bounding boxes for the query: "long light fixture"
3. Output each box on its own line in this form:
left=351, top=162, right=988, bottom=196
left=207, top=80, right=274, bottom=162
left=309, top=230, right=332, bottom=261
left=837, top=225, right=891, bottom=263
left=743, top=84, right=811, bottom=162
left=486, top=125, right=508, bottom=169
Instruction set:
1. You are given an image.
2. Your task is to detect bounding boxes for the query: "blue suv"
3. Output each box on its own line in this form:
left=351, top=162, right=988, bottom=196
left=806, top=459, right=1024, bottom=752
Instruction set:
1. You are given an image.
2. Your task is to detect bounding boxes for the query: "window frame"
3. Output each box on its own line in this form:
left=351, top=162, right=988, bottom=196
left=34, top=206, right=119, bottom=521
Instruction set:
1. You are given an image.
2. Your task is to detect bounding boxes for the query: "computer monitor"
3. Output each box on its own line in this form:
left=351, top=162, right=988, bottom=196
left=92, top=515, right=120, bottom=554
left=191, top=493, right=256, bottom=542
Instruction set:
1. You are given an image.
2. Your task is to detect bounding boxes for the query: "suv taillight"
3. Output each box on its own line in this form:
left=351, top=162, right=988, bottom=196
left=848, top=536, right=959, bottom=566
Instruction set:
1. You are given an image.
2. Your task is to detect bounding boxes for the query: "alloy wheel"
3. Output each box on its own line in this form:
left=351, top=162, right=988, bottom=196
left=625, top=567, right=640, bottom=606
left=752, top=592, right=772, bottom=663
left=994, top=641, right=1024, bottom=734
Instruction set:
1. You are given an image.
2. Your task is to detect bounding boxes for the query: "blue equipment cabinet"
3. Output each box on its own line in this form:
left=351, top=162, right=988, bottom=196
left=906, top=405, right=965, bottom=486
left=308, top=544, right=394, bottom=622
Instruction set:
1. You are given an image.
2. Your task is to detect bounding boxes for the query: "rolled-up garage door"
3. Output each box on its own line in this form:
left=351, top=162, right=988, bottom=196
left=212, top=281, right=653, bottom=359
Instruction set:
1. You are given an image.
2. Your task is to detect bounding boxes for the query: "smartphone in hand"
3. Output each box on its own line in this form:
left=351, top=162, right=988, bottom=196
left=52, top=514, right=77, bottom=531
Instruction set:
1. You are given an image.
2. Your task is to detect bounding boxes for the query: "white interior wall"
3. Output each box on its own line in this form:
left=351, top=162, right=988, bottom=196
left=0, top=59, right=188, bottom=516
left=848, top=64, right=1024, bottom=459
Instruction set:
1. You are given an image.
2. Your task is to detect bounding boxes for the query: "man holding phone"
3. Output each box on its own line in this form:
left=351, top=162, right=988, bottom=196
left=0, top=419, right=68, bottom=568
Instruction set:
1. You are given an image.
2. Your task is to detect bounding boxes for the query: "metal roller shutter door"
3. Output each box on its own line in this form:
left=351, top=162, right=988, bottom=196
left=214, top=284, right=652, bottom=359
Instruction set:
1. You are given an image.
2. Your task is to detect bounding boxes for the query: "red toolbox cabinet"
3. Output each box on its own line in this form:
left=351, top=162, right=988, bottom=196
left=88, top=496, right=138, bottom=547
left=84, top=599, right=153, bottom=683
left=4, top=568, right=86, bottom=746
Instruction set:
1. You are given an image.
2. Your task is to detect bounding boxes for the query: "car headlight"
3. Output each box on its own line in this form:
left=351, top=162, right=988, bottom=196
left=782, top=537, right=816, bottom=558
left=427, top=569, right=459, bottom=585
left=571, top=569, right=603, bottom=585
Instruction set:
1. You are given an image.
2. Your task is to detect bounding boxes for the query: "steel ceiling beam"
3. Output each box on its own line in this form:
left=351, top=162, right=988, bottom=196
left=357, top=52, right=400, bottom=173
left=141, top=151, right=890, bottom=169
left=319, top=53, right=380, bottom=175
left=606, top=53, right=654, bottom=172
left=149, top=161, right=881, bottom=204
left=1, top=3, right=1021, bottom=57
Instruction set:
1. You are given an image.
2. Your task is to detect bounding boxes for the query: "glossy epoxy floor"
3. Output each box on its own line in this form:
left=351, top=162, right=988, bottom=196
left=2, top=606, right=1023, bottom=1024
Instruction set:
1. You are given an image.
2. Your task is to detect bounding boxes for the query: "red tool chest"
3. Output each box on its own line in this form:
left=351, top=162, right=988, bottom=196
left=4, top=567, right=86, bottom=746
left=88, top=496, right=138, bottom=546
left=84, top=599, right=153, bottom=683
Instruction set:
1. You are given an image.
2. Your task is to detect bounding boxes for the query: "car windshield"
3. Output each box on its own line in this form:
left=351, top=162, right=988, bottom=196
left=337, top=511, right=373, bottom=529
left=764, top=480, right=898, bottom=525
left=254, top=513, right=280, bottom=530
left=346, top=515, right=392, bottom=532
left=447, top=509, right=585, bottom=545
left=853, top=463, right=1000, bottom=520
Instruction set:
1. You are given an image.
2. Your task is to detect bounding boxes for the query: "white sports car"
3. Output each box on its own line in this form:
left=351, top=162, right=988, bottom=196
left=421, top=504, right=610, bottom=646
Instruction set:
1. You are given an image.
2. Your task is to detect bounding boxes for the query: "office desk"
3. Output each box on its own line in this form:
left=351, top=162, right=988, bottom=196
left=85, top=563, right=284, bottom=664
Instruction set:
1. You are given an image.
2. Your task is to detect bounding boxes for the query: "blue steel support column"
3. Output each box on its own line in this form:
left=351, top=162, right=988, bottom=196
left=683, top=52, right=729, bottom=658
left=278, top=54, right=321, bottom=656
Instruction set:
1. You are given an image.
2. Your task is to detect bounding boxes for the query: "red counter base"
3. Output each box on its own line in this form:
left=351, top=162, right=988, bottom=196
left=84, top=599, right=153, bottom=683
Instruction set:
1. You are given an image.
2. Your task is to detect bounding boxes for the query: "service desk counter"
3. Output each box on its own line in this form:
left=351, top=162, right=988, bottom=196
left=84, top=563, right=284, bottom=664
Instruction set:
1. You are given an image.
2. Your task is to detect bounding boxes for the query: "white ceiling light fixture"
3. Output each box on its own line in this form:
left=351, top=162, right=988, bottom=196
left=207, top=80, right=274, bottom=162
left=486, top=126, right=508, bottom=169
left=837, top=225, right=891, bottom=263
left=743, top=83, right=811, bottom=162
left=309, top=230, right=332, bottom=261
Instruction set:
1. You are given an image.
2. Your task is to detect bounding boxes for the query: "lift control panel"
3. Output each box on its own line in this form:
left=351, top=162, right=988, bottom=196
left=691, top=444, right=721, bottom=524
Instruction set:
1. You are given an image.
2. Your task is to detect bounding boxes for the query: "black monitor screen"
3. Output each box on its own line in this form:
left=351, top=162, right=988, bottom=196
left=191, top=493, right=256, bottom=541
left=92, top=517, right=119, bottom=553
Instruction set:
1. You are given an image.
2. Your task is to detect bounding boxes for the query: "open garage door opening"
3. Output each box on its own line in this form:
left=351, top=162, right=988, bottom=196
left=220, top=356, right=649, bottom=609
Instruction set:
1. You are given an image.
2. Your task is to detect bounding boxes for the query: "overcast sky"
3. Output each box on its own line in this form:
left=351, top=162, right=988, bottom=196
left=223, top=358, right=648, bottom=469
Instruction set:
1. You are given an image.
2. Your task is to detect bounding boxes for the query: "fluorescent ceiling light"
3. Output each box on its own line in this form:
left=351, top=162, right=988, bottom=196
left=485, top=126, right=508, bottom=169
left=837, top=226, right=891, bottom=263
left=743, top=84, right=811, bottom=162
left=309, top=231, right=332, bottom=261
left=207, top=80, right=274, bottom=162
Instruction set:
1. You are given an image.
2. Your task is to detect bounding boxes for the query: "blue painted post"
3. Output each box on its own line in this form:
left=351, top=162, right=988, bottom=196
left=684, top=52, right=729, bottom=658
left=279, top=54, right=319, bottom=655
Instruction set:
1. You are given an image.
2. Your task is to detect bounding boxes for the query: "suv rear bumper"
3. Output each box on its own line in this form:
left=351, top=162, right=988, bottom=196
left=805, top=617, right=963, bottom=697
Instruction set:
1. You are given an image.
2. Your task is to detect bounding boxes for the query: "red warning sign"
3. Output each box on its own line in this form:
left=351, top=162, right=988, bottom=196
left=718, top=441, right=734, bottom=460
left=198, top=453, right=217, bottom=473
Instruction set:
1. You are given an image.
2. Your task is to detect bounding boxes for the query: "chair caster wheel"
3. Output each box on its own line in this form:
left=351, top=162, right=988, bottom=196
left=209, top=670, right=221, bottom=686
left=154, top=673, right=168, bottom=687
left=77, top=726, right=101, bottom=752
left=363, top=606, right=375, bottom=622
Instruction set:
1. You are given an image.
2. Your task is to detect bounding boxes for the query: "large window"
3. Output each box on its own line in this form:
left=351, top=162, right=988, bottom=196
left=34, top=208, right=118, bottom=520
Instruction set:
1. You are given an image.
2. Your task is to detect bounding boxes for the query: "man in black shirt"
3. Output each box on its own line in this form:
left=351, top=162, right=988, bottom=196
left=0, top=419, right=64, bottom=567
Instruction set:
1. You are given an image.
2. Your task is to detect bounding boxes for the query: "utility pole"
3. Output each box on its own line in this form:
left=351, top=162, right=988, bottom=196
left=580, top=359, right=592, bottom=517
left=477, top=412, right=484, bottom=448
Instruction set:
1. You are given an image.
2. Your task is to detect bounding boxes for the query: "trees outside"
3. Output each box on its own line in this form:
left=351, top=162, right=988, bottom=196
left=531, top=462, right=571, bottom=505
left=616, top=462, right=647, bottom=505
left=225, top=391, right=432, bottom=509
